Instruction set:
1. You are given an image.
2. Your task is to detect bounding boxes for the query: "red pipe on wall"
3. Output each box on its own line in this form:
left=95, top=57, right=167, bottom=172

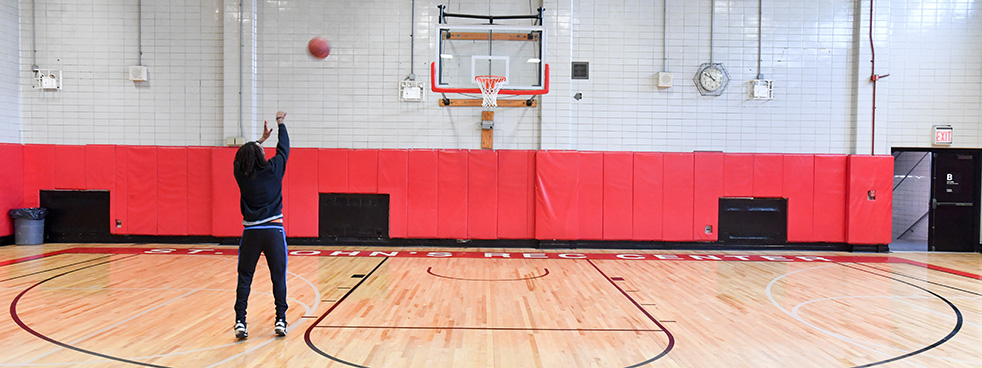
left=869, top=0, right=889, bottom=155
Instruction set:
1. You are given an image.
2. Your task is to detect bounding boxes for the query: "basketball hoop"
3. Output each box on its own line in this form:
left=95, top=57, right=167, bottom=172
left=475, top=75, right=506, bottom=110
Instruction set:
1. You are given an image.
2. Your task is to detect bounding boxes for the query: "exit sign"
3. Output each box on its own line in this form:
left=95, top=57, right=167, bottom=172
left=934, top=125, right=953, bottom=145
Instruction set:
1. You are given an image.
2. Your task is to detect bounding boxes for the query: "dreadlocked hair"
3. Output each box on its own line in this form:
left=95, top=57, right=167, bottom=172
left=234, top=142, right=268, bottom=177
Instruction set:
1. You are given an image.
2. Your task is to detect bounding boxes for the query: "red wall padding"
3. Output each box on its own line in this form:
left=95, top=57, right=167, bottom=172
left=22, top=144, right=54, bottom=207
left=286, top=148, right=319, bottom=237
left=535, top=151, right=579, bottom=240
left=783, top=155, right=815, bottom=242
left=813, top=155, right=848, bottom=243
left=13, top=144, right=894, bottom=245
left=126, top=147, right=158, bottom=235
left=84, top=146, right=115, bottom=190
left=156, top=147, right=189, bottom=236
left=437, top=150, right=468, bottom=239
left=54, top=145, right=87, bottom=190
left=407, top=150, right=439, bottom=238
left=0, top=144, right=24, bottom=237
left=348, top=150, right=379, bottom=193
left=603, top=152, right=633, bottom=240
left=633, top=152, right=664, bottom=241
left=724, top=153, right=754, bottom=197
left=467, top=150, right=497, bottom=239
left=753, top=154, right=784, bottom=197
left=662, top=153, right=694, bottom=241
left=378, top=150, right=409, bottom=238
left=498, top=150, right=535, bottom=239
left=578, top=152, right=604, bottom=240
left=319, top=149, right=349, bottom=193
left=211, top=148, right=241, bottom=237
left=846, top=155, right=894, bottom=244
left=694, top=152, right=724, bottom=241
left=187, top=148, right=213, bottom=236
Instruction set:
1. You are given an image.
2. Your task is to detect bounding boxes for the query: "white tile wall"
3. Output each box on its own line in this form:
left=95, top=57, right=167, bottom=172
left=0, top=0, right=18, bottom=143
left=10, top=0, right=982, bottom=152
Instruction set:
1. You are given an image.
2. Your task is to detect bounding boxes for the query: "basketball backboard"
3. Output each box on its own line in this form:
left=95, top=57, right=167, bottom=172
left=431, top=25, right=548, bottom=95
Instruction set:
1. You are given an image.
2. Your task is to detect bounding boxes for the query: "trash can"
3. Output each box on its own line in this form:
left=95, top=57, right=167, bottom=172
left=8, top=208, right=48, bottom=245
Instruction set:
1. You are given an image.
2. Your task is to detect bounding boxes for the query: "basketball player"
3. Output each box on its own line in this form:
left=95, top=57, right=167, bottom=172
left=232, top=111, right=290, bottom=339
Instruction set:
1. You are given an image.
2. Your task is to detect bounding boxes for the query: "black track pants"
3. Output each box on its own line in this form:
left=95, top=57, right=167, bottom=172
left=234, top=224, right=288, bottom=322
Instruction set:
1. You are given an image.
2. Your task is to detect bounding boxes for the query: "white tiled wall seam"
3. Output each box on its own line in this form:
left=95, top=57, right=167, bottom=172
left=11, top=0, right=982, bottom=152
left=0, top=0, right=18, bottom=143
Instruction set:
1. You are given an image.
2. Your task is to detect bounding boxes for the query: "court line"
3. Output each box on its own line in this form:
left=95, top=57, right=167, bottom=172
left=586, top=259, right=675, bottom=368
left=25, top=290, right=198, bottom=364
left=313, top=325, right=664, bottom=333
left=0, top=255, right=112, bottom=283
left=8, top=254, right=169, bottom=367
left=855, top=263, right=982, bottom=297
left=839, top=263, right=964, bottom=367
left=303, top=258, right=388, bottom=368
left=0, top=250, right=71, bottom=268
left=425, top=266, right=550, bottom=281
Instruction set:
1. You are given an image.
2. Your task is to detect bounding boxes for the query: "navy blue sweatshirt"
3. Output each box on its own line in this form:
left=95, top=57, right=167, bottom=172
left=234, top=124, right=290, bottom=225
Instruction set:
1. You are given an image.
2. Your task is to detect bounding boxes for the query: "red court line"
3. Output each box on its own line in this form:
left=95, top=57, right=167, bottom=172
left=4, top=247, right=979, bottom=280
left=313, top=325, right=664, bottom=332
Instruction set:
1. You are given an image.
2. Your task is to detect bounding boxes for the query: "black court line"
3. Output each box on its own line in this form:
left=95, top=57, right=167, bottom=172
left=587, top=259, right=675, bottom=368
left=426, top=266, right=550, bottom=281
left=304, top=258, right=388, bottom=368
left=856, top=263, right=982, bottom=297
left=314, top=325, right=664, bottom=333
left=9, top=254, right=169, bottom=368
left=0, top=255, right=112, bottom=283
left=839, top=263, right=963, bottom=368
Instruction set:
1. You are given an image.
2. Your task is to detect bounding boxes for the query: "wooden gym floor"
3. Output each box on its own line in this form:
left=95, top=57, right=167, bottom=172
left=0, top=244, right=979, bottom=367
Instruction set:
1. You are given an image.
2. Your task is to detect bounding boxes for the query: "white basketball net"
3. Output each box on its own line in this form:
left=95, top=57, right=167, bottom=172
left=476, top=75, right=506, bottom=110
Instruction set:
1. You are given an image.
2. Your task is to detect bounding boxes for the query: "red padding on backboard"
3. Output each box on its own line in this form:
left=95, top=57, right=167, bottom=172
left=578, top=152, right=604, bottom=240
left=535, top=151, right=579, bottom=240
left=783, top=155, right=815, bottom=242
left=723, top=153, right=753, bottom=197
left=84, top=145, right=115, bottom=190
left=407, top=150, right=439, bottom=238
left=126, top=147, right=158, bottom=235
left=694, top=152, right=724, bottom=241
left=22, top=144, right=54, bottom=207
left=156, top=147, right=188, bottom=236
left=662, top=153, right=694, bottom=241
left=498, top=150, right=535, bottom=239
left=378, top=150, right=409, bottom=238
left=286, top=148, right=319, bottom=237
left=54, top=145, right=86, bottom=190
left=211, top=148, right=241, bottom=237
left=467, top=150, right=497, bottom=239
left=0, top=144, right=24, bottom=237
left=348, top=150, right=379, bottom=193
left=813, top=155, right=848, bottom=243
left=753, top=154, right=784, bottom=197
left=318, top=149, right=349, bottom=193
left=603, top=152, right=633, bottom=240
left=186, top=148, right=213, bottom=236
left=437, top=150, right=468, bottom=239
left=846, top=155, right=894, bottom=244
left=633, top=152, right=664, bottom=241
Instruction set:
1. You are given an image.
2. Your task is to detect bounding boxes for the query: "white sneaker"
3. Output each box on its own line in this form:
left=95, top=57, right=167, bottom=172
left=234, top=320, right=248, bottom=339
left=274, top=319, right=287, bottom=336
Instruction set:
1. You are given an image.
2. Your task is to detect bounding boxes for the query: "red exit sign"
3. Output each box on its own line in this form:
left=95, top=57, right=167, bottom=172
left=934, top=126, right=953, bottom=145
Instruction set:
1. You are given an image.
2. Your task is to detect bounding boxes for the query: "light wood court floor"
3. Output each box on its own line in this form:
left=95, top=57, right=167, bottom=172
left=0, top=244, right=979, bottom=367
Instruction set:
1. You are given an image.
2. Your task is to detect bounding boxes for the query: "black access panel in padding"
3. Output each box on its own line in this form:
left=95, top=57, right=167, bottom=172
left=319, top=193, right=389, bottom=239
left=718, top=197, right=788, bottom=244
left=39, top=190, right=112, bottom=243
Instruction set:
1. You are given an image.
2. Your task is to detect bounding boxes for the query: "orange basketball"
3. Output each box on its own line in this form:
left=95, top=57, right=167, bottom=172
left=308, top=37, right=331, bottom=59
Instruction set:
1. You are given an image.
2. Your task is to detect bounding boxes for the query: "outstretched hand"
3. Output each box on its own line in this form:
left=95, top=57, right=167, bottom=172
left=276, top=111, right=287, bottom=124
left=258, top=120, right=272, bottom=144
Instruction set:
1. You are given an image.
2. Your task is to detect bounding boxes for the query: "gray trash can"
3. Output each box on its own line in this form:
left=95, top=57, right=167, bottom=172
left=8, top=208, right=48, bottom=245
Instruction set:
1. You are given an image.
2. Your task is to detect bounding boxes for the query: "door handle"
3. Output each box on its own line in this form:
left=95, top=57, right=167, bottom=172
left=931, top=199, right=937, bottom=209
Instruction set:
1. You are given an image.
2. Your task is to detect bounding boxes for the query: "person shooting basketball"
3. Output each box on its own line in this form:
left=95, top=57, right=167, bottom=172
left=232, top=111, right=290, bottom=339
